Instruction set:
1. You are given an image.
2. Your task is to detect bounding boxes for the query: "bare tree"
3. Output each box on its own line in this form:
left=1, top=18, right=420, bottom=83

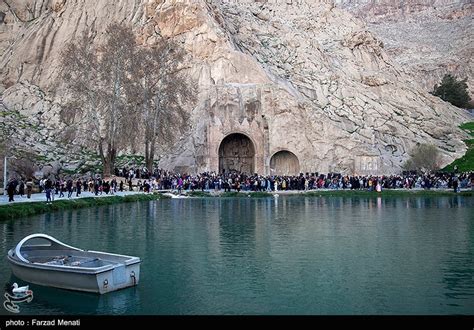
left=131, top=40, right=196, bottom=172
left=403, top=143, right=441, bottom=173
left=60, top=32, right=103, bottom=149
left=60, top=26, right=195, bottom=175
left=60, top=25, right=137, bottom=176
left=98, top=24, right=137, bottom=176
left=0, top=99, right=35, bottom=182
left=10, top=151, right=37, bottom=179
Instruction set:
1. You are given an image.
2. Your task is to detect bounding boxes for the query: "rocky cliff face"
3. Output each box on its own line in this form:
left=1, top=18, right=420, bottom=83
left=0, top=0, right=147, bottom=91
left=335, top=0, right=473, bottom=97
left=0, top=0, right=470, bottom=175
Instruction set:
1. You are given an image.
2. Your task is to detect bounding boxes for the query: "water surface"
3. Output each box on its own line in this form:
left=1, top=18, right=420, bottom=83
left=0, top=196, right=473, bottom=315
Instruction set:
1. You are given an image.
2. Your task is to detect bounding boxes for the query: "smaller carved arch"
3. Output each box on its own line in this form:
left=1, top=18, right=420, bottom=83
left=269, top=150, right=300, bottom=176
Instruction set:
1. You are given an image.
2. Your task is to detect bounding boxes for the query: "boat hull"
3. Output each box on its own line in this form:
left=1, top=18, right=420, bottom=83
left=8, top=255, right=140, bottom=294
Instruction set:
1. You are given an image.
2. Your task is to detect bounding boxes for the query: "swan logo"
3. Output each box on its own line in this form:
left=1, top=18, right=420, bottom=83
left=3, top=282, right=34, bottom=313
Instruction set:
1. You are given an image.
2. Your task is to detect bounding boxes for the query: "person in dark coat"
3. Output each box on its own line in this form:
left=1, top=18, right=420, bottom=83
left=26, top=178, right=33, bottom=198
left=76, top=179, right=82, bottom=197
left=18, top=180, right=25, bottom=197
left=7, top=179, right=16, bottom=202
left=453, top=175, right=459, bottom=193
left=45, top=178, right=53, bottom=203
left=66, top=179, right=73, bottom=198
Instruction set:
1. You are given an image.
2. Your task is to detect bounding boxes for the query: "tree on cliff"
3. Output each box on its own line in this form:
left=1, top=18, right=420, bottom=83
left=432, top=74, right=471, bottom=109
left=403, top=143, right=441, bottom=173
left=60, top=25, right=195, bottom=176
left=129, top=40, right=196, bottom=172
left=60, top=32, right=104, bottom=170
left=98, top=24, right=136, bottom=176
left=61, top=25, right=137, bottom=176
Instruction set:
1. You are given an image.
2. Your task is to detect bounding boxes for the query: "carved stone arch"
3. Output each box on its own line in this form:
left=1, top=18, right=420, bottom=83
left=218, top=133, right=256, bottom=174
left=269, top=150, right=300, bottom=175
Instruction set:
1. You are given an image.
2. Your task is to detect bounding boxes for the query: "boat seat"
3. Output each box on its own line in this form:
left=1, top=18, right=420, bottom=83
left=43, top=255, right=71, bottom=265
left=69, top=258, right=99, bottom=266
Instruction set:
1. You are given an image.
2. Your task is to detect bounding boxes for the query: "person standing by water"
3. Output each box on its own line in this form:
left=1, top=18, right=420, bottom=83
left=59, top=180, right=65, bottom=198
left=26, top=178, right=33, bottom=199
left=111, top=178, right=117, bottom=194
left=7, top=179, right=16, bottom=202
left=66, top=179, right=73, bottom=198
left=94, top=180, right=99, bottom=196
left=76, top=179, right=82, bottom=197
left=376, top=183, right=382, bottom=192
left=45, top=178, right=53, bottom=203
left=453, top=175, right=459, bottom=193
left=18, top=179, right=25, bottom=197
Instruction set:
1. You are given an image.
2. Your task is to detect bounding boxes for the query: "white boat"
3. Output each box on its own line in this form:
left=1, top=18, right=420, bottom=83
left=7, top=234, right=140, bottom=294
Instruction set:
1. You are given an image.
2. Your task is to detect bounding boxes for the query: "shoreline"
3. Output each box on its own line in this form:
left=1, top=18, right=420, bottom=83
left=0, top=188, right=472, bottom=221
left=0, top=193, right=168, bottom=221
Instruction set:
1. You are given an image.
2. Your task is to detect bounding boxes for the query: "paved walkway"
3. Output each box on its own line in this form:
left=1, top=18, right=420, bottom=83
left=0, top=191, right=143, bottom=205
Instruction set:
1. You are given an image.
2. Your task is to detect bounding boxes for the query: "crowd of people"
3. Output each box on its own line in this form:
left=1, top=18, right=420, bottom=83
left=5, top=177, right=122, bottom=203
left=114, top=167, right=472, bottom=193
left=4, top=166, right=474, bottom=202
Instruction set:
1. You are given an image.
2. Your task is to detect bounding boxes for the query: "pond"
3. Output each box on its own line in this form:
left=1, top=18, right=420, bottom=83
left=0, top=196, right=473, bottom=315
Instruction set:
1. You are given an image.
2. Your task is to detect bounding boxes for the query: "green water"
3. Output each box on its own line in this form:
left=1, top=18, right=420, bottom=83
left=0, top=196, right=473, bottom=315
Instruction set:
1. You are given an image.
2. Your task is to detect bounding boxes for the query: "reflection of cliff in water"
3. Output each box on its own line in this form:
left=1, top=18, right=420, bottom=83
left=217, top=198, right=258, bottom=257
left=441, top=218, right=474, bottom=306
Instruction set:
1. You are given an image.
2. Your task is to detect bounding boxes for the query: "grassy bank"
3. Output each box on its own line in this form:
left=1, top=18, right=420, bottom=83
left=443, top=122, right=474, bottom=172
left=0, top=193, right=169, bottom=221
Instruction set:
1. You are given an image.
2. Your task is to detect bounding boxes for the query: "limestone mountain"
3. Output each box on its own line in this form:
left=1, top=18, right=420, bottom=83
left=0, top=0, right=470, bottom=176
left=335, top=0, right=473, bottom=97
